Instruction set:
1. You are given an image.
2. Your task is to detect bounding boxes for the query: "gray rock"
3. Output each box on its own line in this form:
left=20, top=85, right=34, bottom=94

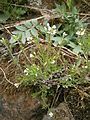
left=43, top=102, right=75, bottom=120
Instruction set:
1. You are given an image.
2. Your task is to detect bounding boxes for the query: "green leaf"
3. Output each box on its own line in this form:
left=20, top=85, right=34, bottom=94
left=36, top=25, right=45, bottom=33
left=52, top=37, right=62, bottom=45
left=15, top=8, right=26, bottom=15
left=68, top=42, right=76, bottom=48
left=16, top=25, right=27, bottom=31
left=25, top=30, right=31, bottom=41
left=10, top=35, right=19, bottom=44
left=31, top=28, right=38, bottom=37
left=12, top=31, right=22, bottom=35
left=24, top=22, right=32, bottom=28
left=0, top=13, right=9, bottom=23
left=21, top=32, right=26, bottom=44
left=31, top=19, right=38, bottom=26
left=67, top=0, right=73, bottom=10
left=73, top=46, right=83, bottom=54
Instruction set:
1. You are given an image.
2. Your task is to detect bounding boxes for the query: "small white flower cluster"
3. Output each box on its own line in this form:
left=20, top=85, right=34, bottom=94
left=48, top=112, right=53, bottom=117
left=14, top=83, right=21, bottom=88
left=44, top=23, right=57, bottom=35
left=24, top=68, right=29, bottom=75
left=29, top=52, right=36, bottom=58
left=76, top=28, right=85, bottom=36
left=82, top=66, right=88, bottom=69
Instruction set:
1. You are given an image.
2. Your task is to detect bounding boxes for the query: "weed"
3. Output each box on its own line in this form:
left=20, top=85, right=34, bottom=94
left=0, top=0, right=28, bottom=22
left=0, top=3, right=89, bottom=109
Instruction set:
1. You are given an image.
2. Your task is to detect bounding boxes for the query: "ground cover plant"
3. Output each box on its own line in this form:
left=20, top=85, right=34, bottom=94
left=0, top=1, right=90, bottom=119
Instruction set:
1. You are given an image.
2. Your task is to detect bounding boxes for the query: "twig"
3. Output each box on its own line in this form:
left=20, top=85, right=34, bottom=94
left=84, top=86, right=90, bottom=91
left=1, top=2, right=90, bottom=16
left=0, top=78, right=4, bottom=84
left=79, top=13, right=90, bottom=16
left=75, top=86, right=90, bottom=98
left=0, top=15, right=47, bottom=30
left=82, top=0, right=90, bottom=6
left=54, top=87, right=62, bottom=105
left=51, top=85, right=59, bottom=108
left=0, top=12, right=89, bottom=31
left=0, top=2, right=53, bottom=14
left=61, top=46, right=78, bottom=59
left=0, top=67, right=14, bottom=85
left=0, top=67, right=22, bottom=88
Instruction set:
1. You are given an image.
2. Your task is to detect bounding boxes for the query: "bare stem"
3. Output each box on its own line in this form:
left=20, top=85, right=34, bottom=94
left=0, top=67, right=14, bottom=85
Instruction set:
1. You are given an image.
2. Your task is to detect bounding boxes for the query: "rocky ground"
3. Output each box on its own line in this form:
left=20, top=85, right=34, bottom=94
left=0, top=0, right=90, bottom=120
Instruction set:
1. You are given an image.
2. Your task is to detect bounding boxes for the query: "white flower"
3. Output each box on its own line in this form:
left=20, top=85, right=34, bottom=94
left=79, top=42, right=82, bottom=45
left=44, top=62, right=47, bottom=66
left=76, top=29, right=85, bottom=36
left=47, top=29, right=56, bottom=35
left=85, top=66, right=88, bottom=68
left=25, top=72, right=28, bottom=75
left=67, top=15, right=71, bottom=17
left=30, top=53, right=34, bottom=58
left=82, top=66, right=88, bottom=69
left=63, top=32, right=67, bottom=37
left=33, top=52, right=36, bottom=55
left=14, top=83, right=20, bottom=88
left=30, top=36, right=33, bottom=40
left=24, top=68, right=29, bottom=75
left=35, top=73, right=37, bottom=77
left=24, top=68, right=28, bottom=73
left=52, top=25, right=56, bottom=29
left=47, top=23, right=50, bottom=27
left=51, top=60, right=55, bottom=64
left=27, top=36, right=33, bottom=41
left=48, top=26, right=52, bottom=31
left=52, top=29, right=57, bottom=35
left=45, top=23, right=57, bottom=35
left=61, top=16, right=64, bottom=19
left=48, top=112, right=53, bottom=117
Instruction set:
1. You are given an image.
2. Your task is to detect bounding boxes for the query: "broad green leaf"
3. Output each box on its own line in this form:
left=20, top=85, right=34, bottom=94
left=68, top=42, right=76, bottom=48
left=73, top=46, right=83, bottom=54
left=52, top=37, right=62, bottom=44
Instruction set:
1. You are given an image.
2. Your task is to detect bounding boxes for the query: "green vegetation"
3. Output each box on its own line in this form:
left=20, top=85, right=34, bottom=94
left=0, top=1, right=90, bottom=109
left=0, top=0, right=28, bottom=22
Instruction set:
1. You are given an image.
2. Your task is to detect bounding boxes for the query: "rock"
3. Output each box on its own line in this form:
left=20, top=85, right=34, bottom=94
left=0, top=91, right=44, bottom=120
left=43, top=102, right=75, bottom=120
